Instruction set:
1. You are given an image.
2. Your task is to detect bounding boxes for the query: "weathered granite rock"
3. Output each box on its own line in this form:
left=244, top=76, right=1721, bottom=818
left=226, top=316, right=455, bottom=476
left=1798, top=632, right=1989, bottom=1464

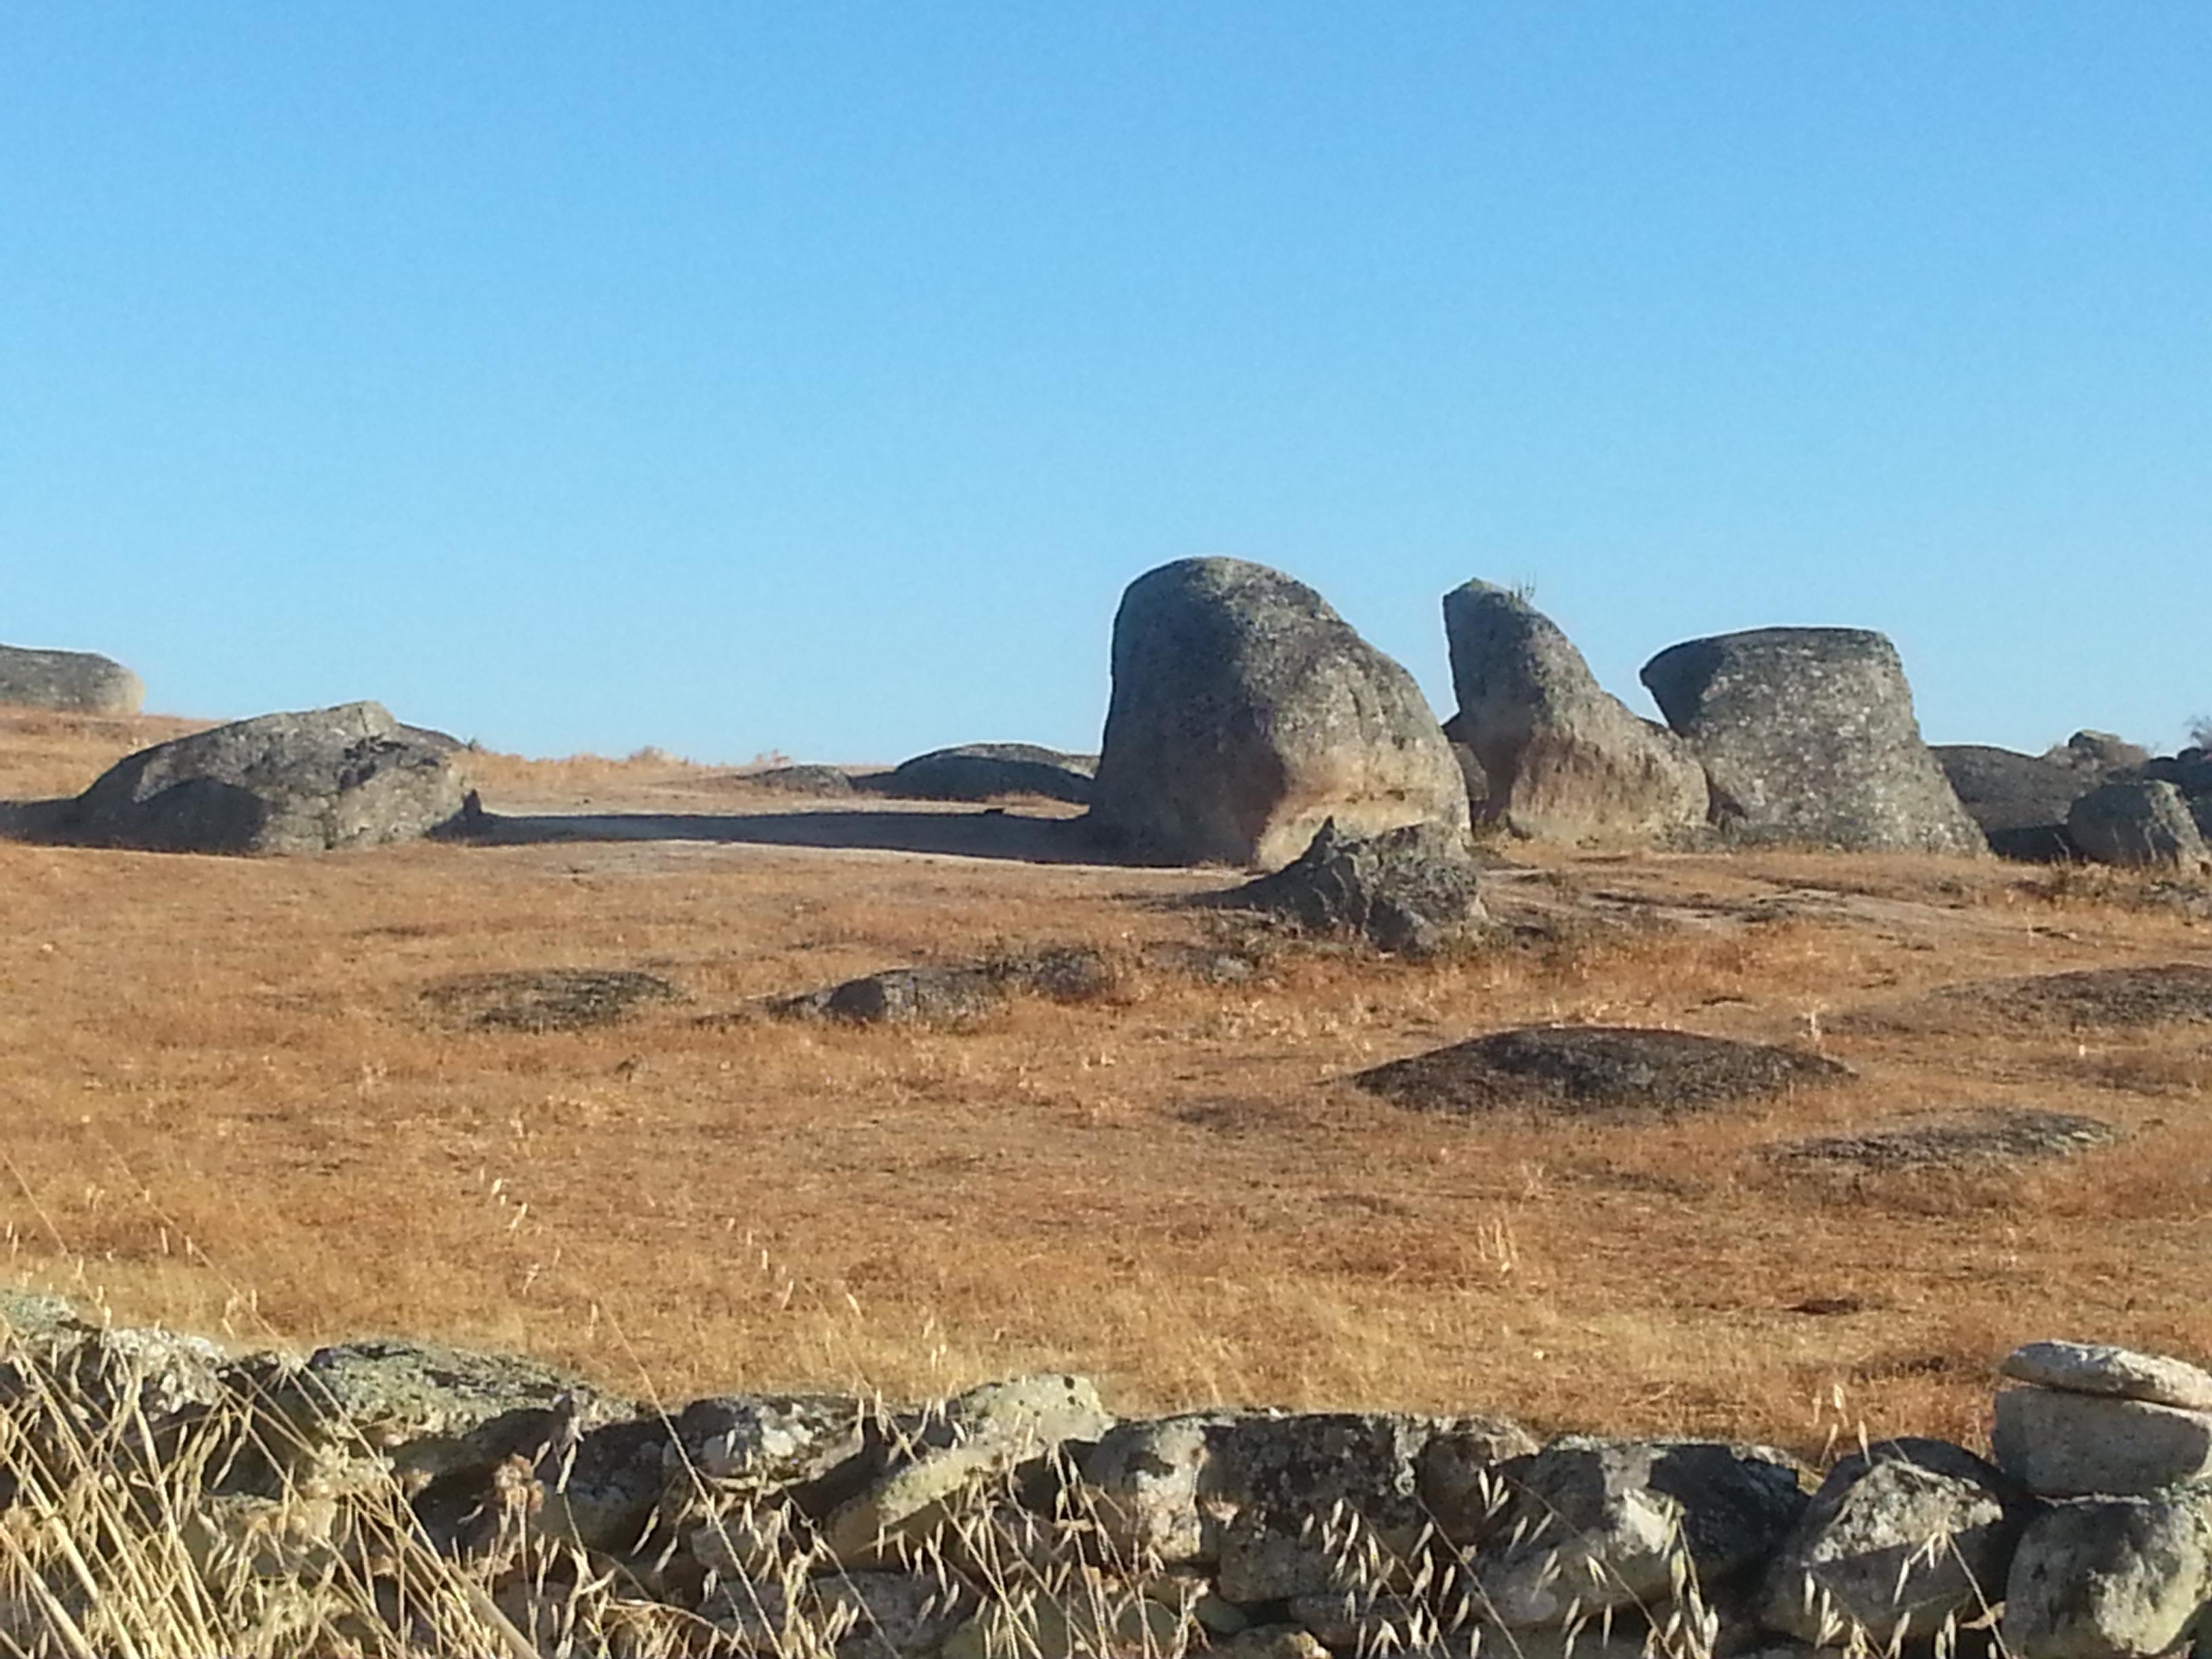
left=1442, top=581, right=1707, bottom=842
left=2067, top=781, right=2210, bottom=870
left=821, top=1374, right=1111, bottom=1568
left=2045, top=731, right=2152, bottom=777
left=878, top=744, right=1097, bottom=805
left=2002, top=1343, right=2212, bottom=1414
left=737, top=764, right=859, bottom=796
left=1767, top=1108, right=2121, bottom=1172
left=66, top=701, right=472, bottom=855
left=249, top=1337, right=623, bottom=1493
left=1090, top=558, right=1470, bottom=869
left=776, top=965, right=1008, bottom=1025
left=1993, top=1388, right=2212, bottom=1498
left=1473, top=1438, right=1809, bottom=1627
left=1209, top=819, right=1486, bottom=956
left=1933, top=744, right=2092, bottom=861
left=1757, top=1439, right=2023, bottom=1647
left=421, top=968, right=680, bottom=1032
left=1355, top=1026, right=1849, bottom=1119
left=1640, top=628, right=1985, bottom=854
left=2003, top=1487, right=2212, bottom=1659
left=1079, top=1410, right=1533, bottom=1593
left=0, top=644, right=144, bottom=714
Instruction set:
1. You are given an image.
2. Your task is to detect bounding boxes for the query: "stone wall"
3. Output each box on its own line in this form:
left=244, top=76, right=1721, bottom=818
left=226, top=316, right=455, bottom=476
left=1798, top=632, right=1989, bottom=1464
left=4, top=1299, right=2205, bottom=1659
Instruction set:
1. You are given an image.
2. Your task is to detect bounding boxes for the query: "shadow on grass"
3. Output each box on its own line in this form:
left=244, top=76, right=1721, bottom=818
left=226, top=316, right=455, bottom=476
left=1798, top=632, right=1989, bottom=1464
left=453, top=806, right=1136, bottom=865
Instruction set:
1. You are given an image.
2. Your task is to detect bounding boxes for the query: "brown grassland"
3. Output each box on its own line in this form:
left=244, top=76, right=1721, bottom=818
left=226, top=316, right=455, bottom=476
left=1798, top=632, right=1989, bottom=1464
left=2, top=706, right=2209, bottom=1465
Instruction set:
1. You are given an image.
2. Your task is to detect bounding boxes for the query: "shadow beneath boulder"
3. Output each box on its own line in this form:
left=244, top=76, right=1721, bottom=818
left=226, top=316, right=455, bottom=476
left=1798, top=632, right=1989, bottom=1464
left=455, top=806, right=1130, bottom=866
left=0, top=798, right=78, bottom=842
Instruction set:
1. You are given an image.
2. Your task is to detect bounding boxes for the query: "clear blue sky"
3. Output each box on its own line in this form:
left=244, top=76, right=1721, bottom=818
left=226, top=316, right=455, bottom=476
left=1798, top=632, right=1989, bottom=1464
left=5, top=5, right=2207, bottom=763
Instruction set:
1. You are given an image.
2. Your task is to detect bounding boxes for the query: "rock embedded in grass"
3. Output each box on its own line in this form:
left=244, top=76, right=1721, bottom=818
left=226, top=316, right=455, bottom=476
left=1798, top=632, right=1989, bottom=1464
left=771, top=947, right=1118, bottom=1026
left=1767, top=1108, right=2120, bottom=1172
left=1206, top=817, right=1488, bottom=957
left=421, top=966, right=680, bottom=1032
left=1914, top=964, right=2212, bottom=1031
left=1354, top=1025, right=1850, bottom=1118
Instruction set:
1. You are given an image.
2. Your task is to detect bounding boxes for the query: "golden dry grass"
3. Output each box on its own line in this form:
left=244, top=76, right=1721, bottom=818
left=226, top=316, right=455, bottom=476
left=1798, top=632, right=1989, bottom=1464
left=3, top=707, right=2210, bottom=1462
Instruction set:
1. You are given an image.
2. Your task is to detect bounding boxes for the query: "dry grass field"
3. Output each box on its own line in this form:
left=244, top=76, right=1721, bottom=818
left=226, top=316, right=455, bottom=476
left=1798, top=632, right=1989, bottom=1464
left=3, top=705, right=2209, bottom=1465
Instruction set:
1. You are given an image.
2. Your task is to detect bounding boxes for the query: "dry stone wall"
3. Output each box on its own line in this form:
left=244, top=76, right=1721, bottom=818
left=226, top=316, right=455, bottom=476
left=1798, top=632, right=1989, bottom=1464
left=7, top=1296, right=2211, bottom=1659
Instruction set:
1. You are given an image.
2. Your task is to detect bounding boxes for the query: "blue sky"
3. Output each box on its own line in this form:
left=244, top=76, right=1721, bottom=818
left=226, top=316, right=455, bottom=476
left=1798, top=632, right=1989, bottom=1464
left=5, top=4, right=2207, bottom=762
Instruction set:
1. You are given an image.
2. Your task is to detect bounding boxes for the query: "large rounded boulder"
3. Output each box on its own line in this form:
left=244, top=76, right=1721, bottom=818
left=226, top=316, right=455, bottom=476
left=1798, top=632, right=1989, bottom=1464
left=1442, top=581, right=1706, bottom=842
left=0, top=643, right=144, bottom=714
left=68, top=701, right=473, bottom=855
left=1640, top=627, right=1985, bottom=855
left=1090, top=559, right=1469, bottom=868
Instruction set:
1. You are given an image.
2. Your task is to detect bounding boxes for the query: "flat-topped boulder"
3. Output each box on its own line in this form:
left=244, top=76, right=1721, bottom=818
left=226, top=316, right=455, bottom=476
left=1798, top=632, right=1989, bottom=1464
left=64, top=701, right=473, bottom=855
left=1354, top=1025, right=1850, bottom=1118
left=0, top=642, right=144, bottom=714
left=1640, top=627, right=1985, bottom=854
left=1089, top=558, right=1469, bottom=869
left=1441, top=581, right=1706, bottom=842
left=2002, top=1343, right=2212, bottom=1414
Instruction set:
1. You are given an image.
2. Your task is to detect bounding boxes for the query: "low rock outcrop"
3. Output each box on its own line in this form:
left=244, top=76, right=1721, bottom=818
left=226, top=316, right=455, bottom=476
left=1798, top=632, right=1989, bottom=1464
left=876, top=744, right=1096, bottom=805
left=1207, top=819, right=1486, bottom=956
left=1354, top=1025, right=1850, bottom=1118
left=1441, top=581, right=1706, bottom=842
left=62, top=701, right=473, bottom=855
left=1640, top=628, right=1985, bottom=854
left=0, top=642, right=144, bottom=714
left=1089, top=558, right=1469, bottom=869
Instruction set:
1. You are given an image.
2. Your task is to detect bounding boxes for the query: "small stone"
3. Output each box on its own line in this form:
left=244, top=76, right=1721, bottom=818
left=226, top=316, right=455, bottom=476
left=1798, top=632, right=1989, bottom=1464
left=1992, top=1389, right=2212, bottom=1498
left=2001, top=1342, right=2212, bottom=1413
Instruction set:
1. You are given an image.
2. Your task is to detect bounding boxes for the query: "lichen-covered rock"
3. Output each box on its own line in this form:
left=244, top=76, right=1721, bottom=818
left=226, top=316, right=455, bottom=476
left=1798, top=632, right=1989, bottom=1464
left=1210, top=819, right=1486, bottom=956
left=2067, top=780, right=2210, bottom=871
left=66, top=701, right=472, bottom=855
left=2003, top=1488, right=2212, bottom=1659
left=775, top=965, right=1008, bottom=1025
left=2001, top=1343, right=2212, bottom=1414
left=250, top=1337, right=623, bottom=1493
left=1757, top=1439, right=2023, bottom=1647
left=0, top=643, right=143, bottom=714
left=1992, top=1389, right=2212, bottom=1498
left=1079, top=1410, right=1532, bottom=1597
left=1442, top=581, right=1707, bottom=843
left=1354, top=1026, right=1849, bottom=1120
left=821, top=1374, right=1111, bottom=1568
left=1640, top=628, right=1985, bottom=855
left=1090, top=558, right=1470, bottom=869
left=1473, top=1438, right=1809, bottom=1628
